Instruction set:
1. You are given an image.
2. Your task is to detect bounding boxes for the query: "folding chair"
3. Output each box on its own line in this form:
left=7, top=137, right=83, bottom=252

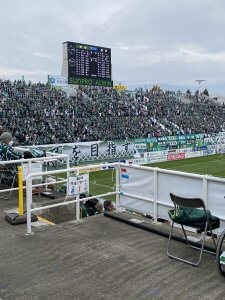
left=0, top=165, right=17, bottom=200
left=167, top=193, right=220, bottom=267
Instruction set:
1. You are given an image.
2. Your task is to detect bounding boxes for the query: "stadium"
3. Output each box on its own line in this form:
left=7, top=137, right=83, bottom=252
left=1, top=1, right=225, bottom=299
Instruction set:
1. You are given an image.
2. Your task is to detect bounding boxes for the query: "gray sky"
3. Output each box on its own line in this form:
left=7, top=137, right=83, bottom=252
left=1, top=0, right=225, bottom=93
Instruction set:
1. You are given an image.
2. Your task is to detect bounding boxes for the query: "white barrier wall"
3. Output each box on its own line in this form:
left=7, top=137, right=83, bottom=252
left=120, top=167, right=155, bottom=214
left=119, top=163, right=225, bottom=233
left=157, top=172, right=204, bottom=221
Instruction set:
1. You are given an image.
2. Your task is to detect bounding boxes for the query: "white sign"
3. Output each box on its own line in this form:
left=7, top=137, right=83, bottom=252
left=22, top=162, right=42, bottom=180
left=48, top=75, right=68, bottom=87
left=68, top=174, right=88, bottom=196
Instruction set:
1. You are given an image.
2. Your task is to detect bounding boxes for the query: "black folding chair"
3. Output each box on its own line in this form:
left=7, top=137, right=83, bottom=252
left=167, top=193, right=219, bottom=267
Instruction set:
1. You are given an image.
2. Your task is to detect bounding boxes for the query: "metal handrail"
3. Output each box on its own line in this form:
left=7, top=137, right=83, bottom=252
left=26, top=162, right=120, bottom=234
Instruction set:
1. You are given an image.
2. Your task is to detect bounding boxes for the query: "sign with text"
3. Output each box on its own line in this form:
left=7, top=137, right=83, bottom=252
left=22, top=162, right=42, bottom=180
left=167, top=153, right=185, bottom=161
left=114, top=85, right=128, bottom=91
left=68, top=174, right=88, bottom=196
left=68, top=77, right=113, bottom=87
left=48, top=75, right=68, bottom=87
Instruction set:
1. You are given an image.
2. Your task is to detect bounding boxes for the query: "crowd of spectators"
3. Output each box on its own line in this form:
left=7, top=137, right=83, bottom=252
left=0, top=79, right=225, bottom=145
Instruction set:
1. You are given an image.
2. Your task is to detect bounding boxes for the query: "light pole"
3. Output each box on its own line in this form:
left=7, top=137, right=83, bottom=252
left=195, top=80, right=205, bottom=100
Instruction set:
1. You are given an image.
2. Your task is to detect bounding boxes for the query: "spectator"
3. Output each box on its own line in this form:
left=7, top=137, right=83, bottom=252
left=0, top=132, right=22, bottom=161
left=0, top=132, right=23, bottom=188
left=0, top=79, right=224, bottom=145
left=84, top=198, right=99, bottom=216
left=96, top=203, right=103, bottom=214
left=104, top=200, right=115, bottom=212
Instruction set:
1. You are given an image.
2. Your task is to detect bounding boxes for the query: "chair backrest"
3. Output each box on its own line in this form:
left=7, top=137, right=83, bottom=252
left=170, top=193, right=205, bottom=209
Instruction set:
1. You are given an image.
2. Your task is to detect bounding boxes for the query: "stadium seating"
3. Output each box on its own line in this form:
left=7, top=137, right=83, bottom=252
left=0, top=79, right=224, bottom=145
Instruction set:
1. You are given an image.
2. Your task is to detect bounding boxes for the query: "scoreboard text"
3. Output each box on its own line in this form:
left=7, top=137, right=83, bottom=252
left=65, top=42, right=112, bottom=87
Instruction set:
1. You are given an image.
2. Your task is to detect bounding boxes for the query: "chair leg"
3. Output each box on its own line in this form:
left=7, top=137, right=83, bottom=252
left=181, top=222, right=217, bottom=255
left=167, top=221, right=208, bottom=267
left=207, top=221, right=218, bottom=251
left=167, top=221, right=174, bottom=257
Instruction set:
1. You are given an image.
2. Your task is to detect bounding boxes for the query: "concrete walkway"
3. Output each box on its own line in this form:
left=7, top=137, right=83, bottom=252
left=0, top=192, right=224, bottom=299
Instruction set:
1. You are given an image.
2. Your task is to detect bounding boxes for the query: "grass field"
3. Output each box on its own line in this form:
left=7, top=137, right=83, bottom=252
left=147, top=153, right=225, bottom=177
left=89, top=169, right=116, bottom=201
left=88, top=153, right=225, bottom=201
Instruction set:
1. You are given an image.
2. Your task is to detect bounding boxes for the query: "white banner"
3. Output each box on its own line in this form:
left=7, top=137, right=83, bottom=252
left=26, top=140, right=134, bottom=164
left=186, top=151, right=202, bottom=158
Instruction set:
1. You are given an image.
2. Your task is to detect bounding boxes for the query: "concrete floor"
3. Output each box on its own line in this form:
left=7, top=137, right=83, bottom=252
left=0, top=191, right=224, bottom=300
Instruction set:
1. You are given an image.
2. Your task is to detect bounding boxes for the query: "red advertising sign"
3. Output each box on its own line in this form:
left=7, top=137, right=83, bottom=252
left=167, top=152, right=185, bottom=161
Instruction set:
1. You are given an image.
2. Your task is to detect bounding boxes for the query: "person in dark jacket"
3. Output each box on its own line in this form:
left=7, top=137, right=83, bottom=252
left=104, top=200, right=115, bottom=212
left=84, top=198, right=99, bottom=216
left=0, top=132, right=22, bottom=161
left=0, top=132, right=23, bottom=188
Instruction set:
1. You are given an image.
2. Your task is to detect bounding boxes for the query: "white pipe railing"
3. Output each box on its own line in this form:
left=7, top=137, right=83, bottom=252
left=31, top=192, right=117, bottom=212
left=0, top=153, right=69, bottom=194
left=26, top=162, right=119, bottom=234
left=25, top=161, right=225, bottom=235
left=0, top=154, right=69, bottom=165
left=119, top=163, right=225, bottom=228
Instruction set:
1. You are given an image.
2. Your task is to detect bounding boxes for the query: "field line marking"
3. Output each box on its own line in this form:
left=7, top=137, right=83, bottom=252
left=90, top=181, right=113, bottom=189
left=171, top=158, right=225, bottom=169
left=92, top=177, right=114, bottom=181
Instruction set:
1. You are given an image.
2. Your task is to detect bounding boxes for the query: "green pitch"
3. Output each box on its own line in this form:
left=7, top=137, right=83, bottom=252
left=89, top=169, right=116, bottom=201
left=88, top=154, right=225, bottom=201
left=146, top=153, right=225, bottom=177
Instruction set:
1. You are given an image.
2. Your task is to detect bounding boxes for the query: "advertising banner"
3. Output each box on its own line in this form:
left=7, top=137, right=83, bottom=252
left=114, top=84, right=128, bottom=91
left=23, top=132, right=225, bottom=164
left=167, top=153, right=185, bottom=161
left=48, top=75, right=68, bottom=87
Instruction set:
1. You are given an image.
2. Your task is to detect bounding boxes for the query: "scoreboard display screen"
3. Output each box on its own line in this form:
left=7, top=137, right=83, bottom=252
left=66, top=42, right=111, bottom=81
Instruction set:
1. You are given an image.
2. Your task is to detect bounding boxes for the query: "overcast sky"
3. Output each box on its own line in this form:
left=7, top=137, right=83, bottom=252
left=1, top=0, right=225, bottom=93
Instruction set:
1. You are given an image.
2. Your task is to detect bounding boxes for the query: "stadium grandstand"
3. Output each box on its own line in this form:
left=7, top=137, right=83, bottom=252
left=3, top=0, right=225, bottom=297
left=1, top=81, right=225, bottom=297
left=0, top=79, right=225, bottom=145
left=1, top=32, right=225, bottom=300
left=1, top=69, right=225, bottom=299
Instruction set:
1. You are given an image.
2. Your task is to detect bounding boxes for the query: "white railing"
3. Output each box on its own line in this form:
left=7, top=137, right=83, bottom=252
left=25, top=162, right=119, bottom=234
left=119, top=163, right=225, bottom=234
left=0, top=152, right=70, bottom=194
left=25, top=162, right=225, bottom=235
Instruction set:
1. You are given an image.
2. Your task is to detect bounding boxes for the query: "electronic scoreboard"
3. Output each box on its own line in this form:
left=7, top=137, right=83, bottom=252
left=62, top=41, right=113, bottom=87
